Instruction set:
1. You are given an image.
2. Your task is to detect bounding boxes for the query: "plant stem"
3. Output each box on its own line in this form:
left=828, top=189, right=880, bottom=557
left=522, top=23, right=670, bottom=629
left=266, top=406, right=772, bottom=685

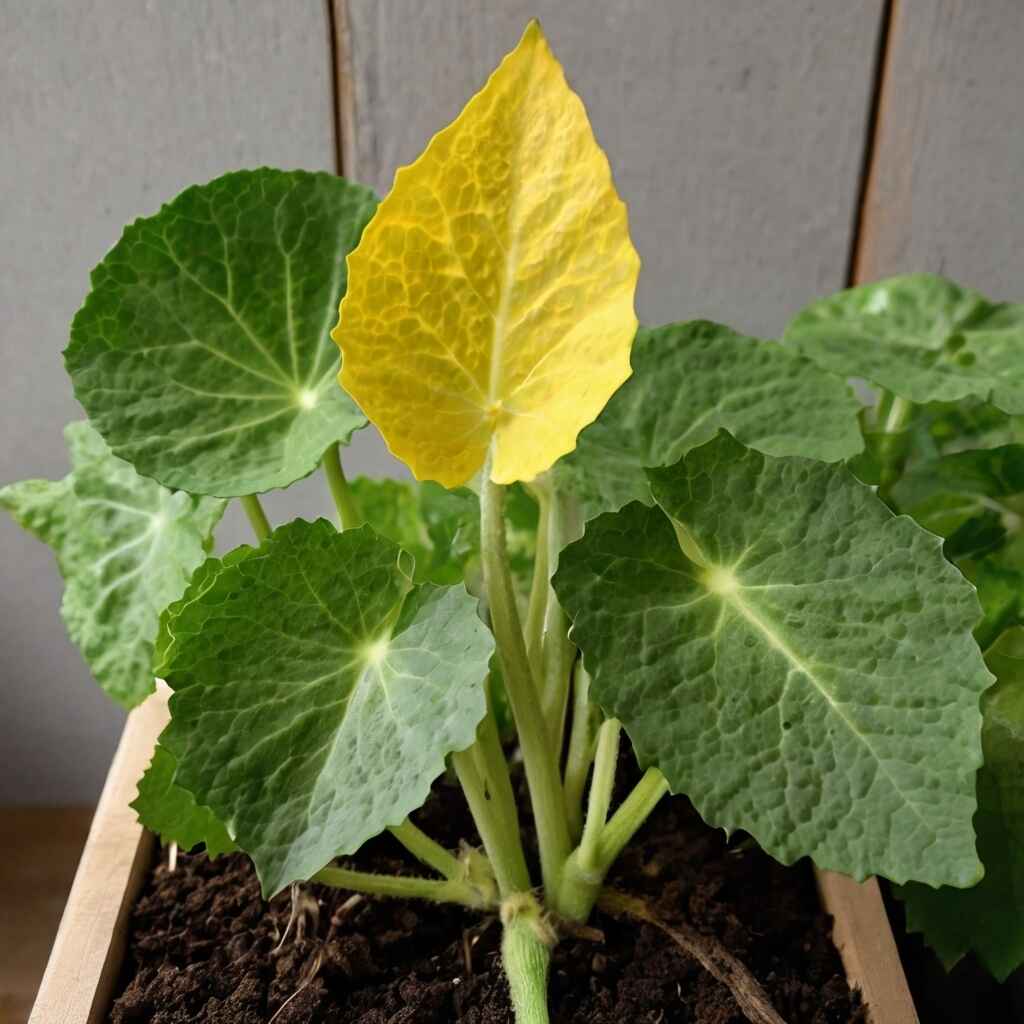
left=322, top=442, right=363, bottom=529
left=501, top=894, right=555, bottom=1024
left=597, top=767, right=669, bottom=868
left=876, top=391, right=914, bottom=502
left=388, top=819, right=463, bottom=880
left=540, top=488, right=574, bottom=745
left=556, top=766, right=669, bottom=922
left=563, top=663, right=597, bottom=841
left=313, top=864, right=492, bottom=908
left=883, top=393, right=912, bottom=435
left=477, top=682, right=530, bottom=871
left=577, top=718, right=620, bottom=872
left=240, top=494, right=272, bottom=542
left=524, top=486, right=551, bottom=678
left=480, top=455, right=571, bottom=899
left=452, top=743, right=531, bottom=897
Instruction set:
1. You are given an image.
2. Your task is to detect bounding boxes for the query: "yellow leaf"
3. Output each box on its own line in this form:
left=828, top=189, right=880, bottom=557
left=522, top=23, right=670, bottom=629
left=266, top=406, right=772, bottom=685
left=333, top=20, right=640, bottom=487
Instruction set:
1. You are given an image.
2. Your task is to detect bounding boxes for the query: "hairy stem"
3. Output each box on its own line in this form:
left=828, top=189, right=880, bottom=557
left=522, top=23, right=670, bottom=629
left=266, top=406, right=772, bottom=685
left=240, top=494, right=272, bottom=542
left=314, top=864, right=493, bottom=909
left=556, top=766, right=669, bottom=922
left=563, top=663, right=597, bottom=841
left=452, top=742, right=531, bottom=897
left=322, top=442, right=363, bottom=530
left=388, top=819, right=464, bottom=880
left=480, top=455, right=571, bottom=898
left=577, top=718, right=621, bottom=872
left=501, top=894, right=555, bottom=1024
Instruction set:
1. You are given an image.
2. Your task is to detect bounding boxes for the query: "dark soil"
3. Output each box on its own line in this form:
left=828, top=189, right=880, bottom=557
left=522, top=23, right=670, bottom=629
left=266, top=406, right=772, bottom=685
left=109, top=765, right=864, bottom=1024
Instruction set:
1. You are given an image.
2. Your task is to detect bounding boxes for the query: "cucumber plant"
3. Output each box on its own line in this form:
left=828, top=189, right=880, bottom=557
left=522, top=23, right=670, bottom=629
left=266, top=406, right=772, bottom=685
left=3, top=21, right=1019, bottom=1022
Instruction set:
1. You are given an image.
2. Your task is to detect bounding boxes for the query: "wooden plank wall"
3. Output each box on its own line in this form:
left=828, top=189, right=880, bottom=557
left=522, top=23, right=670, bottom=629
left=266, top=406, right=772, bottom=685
left=855, top=0, right=1024, bottom=295
left=342, top=0, right=884, bottom=335
left=2, top=0, right=1022, bottom=807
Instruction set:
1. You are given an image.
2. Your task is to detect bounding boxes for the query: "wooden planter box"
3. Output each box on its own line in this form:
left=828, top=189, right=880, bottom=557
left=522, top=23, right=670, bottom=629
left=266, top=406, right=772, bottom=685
left=30, top=691, right=920, bottom=1024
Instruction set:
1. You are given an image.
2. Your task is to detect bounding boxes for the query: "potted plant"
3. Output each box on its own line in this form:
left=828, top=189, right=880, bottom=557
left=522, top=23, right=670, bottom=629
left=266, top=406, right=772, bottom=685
left=8, top=20, right=1016, bottom=1023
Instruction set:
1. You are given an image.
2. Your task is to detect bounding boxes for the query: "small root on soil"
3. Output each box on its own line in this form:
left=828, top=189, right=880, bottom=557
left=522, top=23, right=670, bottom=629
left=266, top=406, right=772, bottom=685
left=598, top=888, right=789, bottom=1024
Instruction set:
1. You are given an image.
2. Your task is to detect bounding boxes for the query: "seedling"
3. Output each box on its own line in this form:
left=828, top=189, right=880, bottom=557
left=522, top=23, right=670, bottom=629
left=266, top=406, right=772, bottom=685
left=4, top=22, right=1020, bottom=1021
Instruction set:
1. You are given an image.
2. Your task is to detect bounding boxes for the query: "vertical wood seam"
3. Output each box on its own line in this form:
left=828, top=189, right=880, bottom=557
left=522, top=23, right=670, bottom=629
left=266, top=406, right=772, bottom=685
left=326, top=0, right=357, bottom=178
left=847, top=0, right=898, bottom=286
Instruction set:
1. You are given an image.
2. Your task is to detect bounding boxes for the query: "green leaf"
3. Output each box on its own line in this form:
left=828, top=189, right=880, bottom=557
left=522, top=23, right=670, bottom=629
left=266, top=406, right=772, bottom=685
left=900, top=627, right=1024, bottom=981
left=972, top=561, right=1024, bottom=652
left=65, top=169, right=378, bottom=497
left=0, top=422, right=225, bottom=708
left=785, top=274, right=1024, bottom=411
left=132, top=743, right=236, bottom=857
left=160, top=519, right=493, bottom=895
left=553, top=431, right=991, bottom=886
left=894, top=444, right=1024, bottom=506
left=889, top=444, right=1024, bottom=560
left=556, top=321, right=863, bottom=517
left=347, top=477, right=479, bottom=585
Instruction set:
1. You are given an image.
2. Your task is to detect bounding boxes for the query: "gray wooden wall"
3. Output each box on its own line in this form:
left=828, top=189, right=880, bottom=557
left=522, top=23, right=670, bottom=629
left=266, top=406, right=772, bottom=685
left=1, top=0, right=1021, bottom=804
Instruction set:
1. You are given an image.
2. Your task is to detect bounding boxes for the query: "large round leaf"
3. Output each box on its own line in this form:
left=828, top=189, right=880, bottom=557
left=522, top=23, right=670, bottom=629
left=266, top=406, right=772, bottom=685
left=0, top=422, right=225, bottom=707
left=899, top=627, right=1024, bottom=981
left=334, top=21, right=640, bottom=487
left=785, top=274, right=1024, bottom=411
left=159, top=519, right=493, bottom=895
left=553, top=431, right=991, bottom=887
left=557, top=321, right=863, bottom=517
left=66, top=169, right=377, bottom=496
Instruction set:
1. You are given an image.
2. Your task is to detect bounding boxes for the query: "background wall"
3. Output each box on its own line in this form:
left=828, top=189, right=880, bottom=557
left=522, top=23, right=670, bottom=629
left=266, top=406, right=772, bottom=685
left=1, top=0, right=1022, bottom=804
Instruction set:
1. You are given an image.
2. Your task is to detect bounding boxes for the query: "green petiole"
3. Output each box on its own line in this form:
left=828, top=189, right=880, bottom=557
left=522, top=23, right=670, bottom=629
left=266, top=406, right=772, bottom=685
left=322, top=441, right=363, bottom=530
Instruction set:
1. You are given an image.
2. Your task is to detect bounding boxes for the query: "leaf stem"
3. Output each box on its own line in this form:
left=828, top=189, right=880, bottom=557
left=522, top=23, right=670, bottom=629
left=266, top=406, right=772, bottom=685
left=313, top=864, right=492, bottom=909
left=477, top=682, right=531, bottom=873
left=480, top=454, right=571, bottom=899
left=240, top=494, right=272, bottom=542
left=524, top=485, right=551, bottom=677
left=555, top=766, right=668, bottom=922
left=577, top=718, right=620, bottom=872
left=596, top=767, right=669, bottom=869
left=388, top=819, right=463, bottom=880
left=876, top=390, right=915, bottom=502
left=883, top=393, right=912, bottom=435
left=562, top=663, right=597, bottom=841
left=452, top=743, right=531, bottom=897
left=540, top=487, right=575, bottom=746
left=322, top=442, right=363, bottom=529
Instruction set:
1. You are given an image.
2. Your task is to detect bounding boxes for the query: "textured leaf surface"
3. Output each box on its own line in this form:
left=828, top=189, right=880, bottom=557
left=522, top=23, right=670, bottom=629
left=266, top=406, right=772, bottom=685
left=348, top=477, right=479, bottom=584
left=160, top=519, right=493, bottom=895
left=66, top=169, right=377, bottom=496
left=0, top=423, right=225, bottom=707
left=553, top=432, right=991, bottom=885
left=335, top=21, right=639, bottom=486
left=132, top=743, right=236, bottom=857
left=900, top=627, right=1024, bottom=980
left=786, top=274, right=1024, bottom=411
left=557, top=321, right=863, bottom=517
